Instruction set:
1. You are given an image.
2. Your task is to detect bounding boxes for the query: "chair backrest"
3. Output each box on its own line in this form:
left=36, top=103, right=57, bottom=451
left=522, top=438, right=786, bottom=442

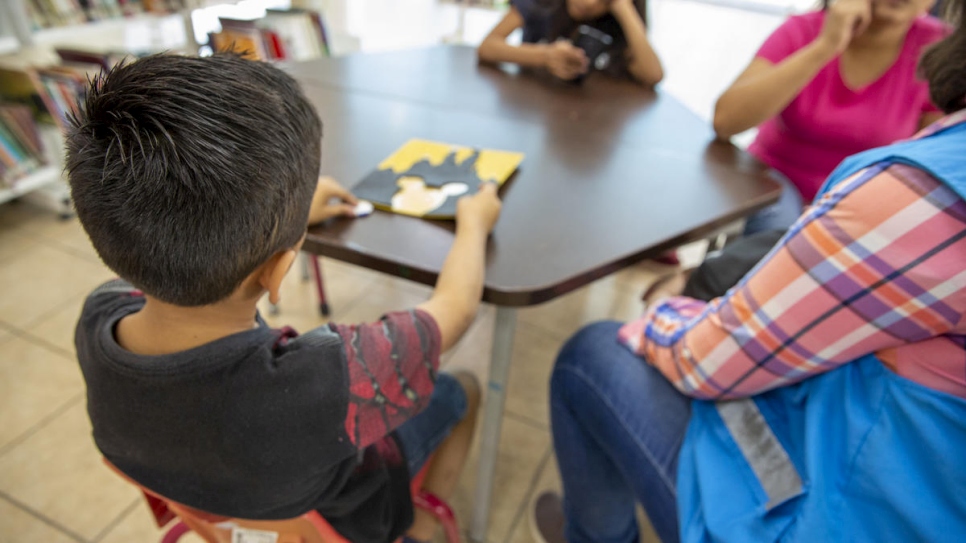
left=102, top=459, right=348, bottom=543
left=101, top=458, right=455, bottom=543
left=167, top=502, right=341, bottom=543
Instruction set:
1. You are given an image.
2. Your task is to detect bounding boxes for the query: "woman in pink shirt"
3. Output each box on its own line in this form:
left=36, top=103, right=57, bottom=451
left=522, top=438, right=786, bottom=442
left=714, top=0, right=947, bottom=234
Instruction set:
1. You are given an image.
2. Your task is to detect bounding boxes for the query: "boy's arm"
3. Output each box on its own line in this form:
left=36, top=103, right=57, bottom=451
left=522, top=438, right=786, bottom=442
left=418, top=183, right=502, bottom=352
left=611, top=0, right=663, bottom=85
left=329, top=184, right=501, bottom=449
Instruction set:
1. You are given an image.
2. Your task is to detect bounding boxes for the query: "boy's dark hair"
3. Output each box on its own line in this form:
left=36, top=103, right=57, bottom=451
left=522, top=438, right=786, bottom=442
left=920, top=0, right=966, bottom=113
left=66, top=53, right=321, bottom=306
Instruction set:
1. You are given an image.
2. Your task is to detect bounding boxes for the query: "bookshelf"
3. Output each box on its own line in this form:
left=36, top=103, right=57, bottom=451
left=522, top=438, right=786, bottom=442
left=1, top=5, right=194, bottom=58
left=0, top=0, right=72, bottom=216
left=0, top=12, right=190, bottom=57
left=0, top=164, right=61, bottom=207
left=0, top=0, right=347, bottom=217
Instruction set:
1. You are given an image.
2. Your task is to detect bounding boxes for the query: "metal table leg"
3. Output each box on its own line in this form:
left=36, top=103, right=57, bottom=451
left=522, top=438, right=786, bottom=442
left=300, top=252, right=311, bottom=282
left=470, top=306, right=518, bottom=543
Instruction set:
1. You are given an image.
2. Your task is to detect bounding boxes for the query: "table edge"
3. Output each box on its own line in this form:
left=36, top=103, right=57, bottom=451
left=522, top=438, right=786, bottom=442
left=303, top=188, right=778, bottom=307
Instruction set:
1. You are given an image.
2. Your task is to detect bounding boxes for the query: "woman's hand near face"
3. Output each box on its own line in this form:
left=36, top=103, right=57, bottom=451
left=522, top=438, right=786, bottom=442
left=817, top=0, right=873, bottom=55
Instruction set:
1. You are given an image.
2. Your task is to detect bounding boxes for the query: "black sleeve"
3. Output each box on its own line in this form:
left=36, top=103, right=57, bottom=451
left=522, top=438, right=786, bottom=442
left=682, top=230, right=787, bottom=301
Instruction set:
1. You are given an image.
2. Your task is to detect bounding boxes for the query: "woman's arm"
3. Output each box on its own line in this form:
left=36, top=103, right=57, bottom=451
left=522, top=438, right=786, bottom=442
left=621, top=164, right=966, bottom=399
left=610, top=0, right=663, bottom=85
left=712, top=48, right=834, bottom=138
left=920, top=111, right=944, bottom=130
left=713, top=0, right=872, bottom=138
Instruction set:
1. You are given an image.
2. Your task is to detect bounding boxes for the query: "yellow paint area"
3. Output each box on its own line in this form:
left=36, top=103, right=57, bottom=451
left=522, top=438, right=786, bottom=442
left=377, top=139, right=524, bottom=185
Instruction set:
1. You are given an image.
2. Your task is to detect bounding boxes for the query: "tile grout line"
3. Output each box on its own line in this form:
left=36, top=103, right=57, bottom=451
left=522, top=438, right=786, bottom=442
left=0, top=226, right=102, bottom=275
left=0, top=319, right=17, bottom=337
left=0, top=289, right=89, bottom=346
left=18, top=220, right=103, bottom=265
left=503, top=410, right=548, bottom=432
left=0, top=235, right=43, bottom=273
left=0, top=491, right=87, bottom=543
left=0, top=393, right=84, bottom=459
left=13, top=327, right=77, bottom=360
left=21, top=289, right=90, bottom=331
left=91, top=496, right=143, bottom=543
left=514, top=318, right=569, bottom=346
left=50, top=240, right=105, bottom=266
left=501, top=446, right=554, bottom=543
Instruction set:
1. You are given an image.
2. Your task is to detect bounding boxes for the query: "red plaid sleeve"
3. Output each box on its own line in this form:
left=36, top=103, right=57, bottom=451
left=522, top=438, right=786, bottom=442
left=333, top=309, right=441, bottom=448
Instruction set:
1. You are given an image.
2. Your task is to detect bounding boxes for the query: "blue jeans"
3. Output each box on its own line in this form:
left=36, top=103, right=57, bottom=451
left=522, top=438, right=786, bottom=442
left=551, top=321, right=691, bottom=543
left=743, top=170, right=804, bottom=236
left=396, top=372, right=467, bottom=476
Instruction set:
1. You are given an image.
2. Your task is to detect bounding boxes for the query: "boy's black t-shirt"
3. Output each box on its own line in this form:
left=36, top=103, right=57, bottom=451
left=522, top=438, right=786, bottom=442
left=76, top=280, right=442, bottom=543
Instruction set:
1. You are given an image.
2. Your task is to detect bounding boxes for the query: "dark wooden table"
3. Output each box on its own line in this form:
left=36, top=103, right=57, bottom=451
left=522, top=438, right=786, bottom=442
left=288, top=45, right=778, bottom=542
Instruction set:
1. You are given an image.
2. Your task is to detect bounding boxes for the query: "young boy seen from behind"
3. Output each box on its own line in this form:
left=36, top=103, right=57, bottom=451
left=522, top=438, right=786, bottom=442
left=67, top=53, right=500, bottom=543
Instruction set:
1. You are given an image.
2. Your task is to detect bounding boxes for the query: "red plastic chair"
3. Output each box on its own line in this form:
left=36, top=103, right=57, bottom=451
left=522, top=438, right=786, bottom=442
left=308, top=254, right=329, bottom=317
left=104, top=460, right=460, bottom=543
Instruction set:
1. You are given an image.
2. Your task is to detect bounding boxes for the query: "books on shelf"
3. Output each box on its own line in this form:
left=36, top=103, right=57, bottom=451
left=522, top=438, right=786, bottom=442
left=56, top=47, right=128, bottom=72
left=25, top=0, right=191, bottom=30
left=140, top=0, right=190, bottom=13
left=0, top=103, right=48, bottom=187
left=262, top=8, right=328, bottom=60
left=0, top=64, right=62, bottom=128
left=0, top=48, right=116, bottom=130
left=210, top=8, right=329, bottom=61
left=211, top=17, right=269, bottom=60
left=36, top=61, right=102, bottom=126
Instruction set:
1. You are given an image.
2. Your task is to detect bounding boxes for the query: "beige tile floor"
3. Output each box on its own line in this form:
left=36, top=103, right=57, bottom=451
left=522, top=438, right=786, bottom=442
left=0, top=1, right=787, bottom=542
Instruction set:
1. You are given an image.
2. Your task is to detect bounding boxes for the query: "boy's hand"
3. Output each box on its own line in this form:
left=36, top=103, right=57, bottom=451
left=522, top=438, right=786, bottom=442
left=419, top=182, right=502, bottom=353
left=544, top=40, right=588, bottom=80
left=456, top=182, right=502, bottom=235
left=308, top=176, right=359, bottom=225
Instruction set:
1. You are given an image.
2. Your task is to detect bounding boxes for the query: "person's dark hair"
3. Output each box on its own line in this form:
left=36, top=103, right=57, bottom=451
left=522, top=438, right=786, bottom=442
left=66, top=53, right=322, bottom=306
left=530, top=0, right=649, bottom=37
left=920, top=0, right=966, bottom=113
left=525, top=0, right=647, bottom=77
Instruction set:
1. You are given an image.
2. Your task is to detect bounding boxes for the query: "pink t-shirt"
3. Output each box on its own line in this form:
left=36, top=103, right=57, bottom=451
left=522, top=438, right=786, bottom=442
left=748, top=12, right=947, bottom=202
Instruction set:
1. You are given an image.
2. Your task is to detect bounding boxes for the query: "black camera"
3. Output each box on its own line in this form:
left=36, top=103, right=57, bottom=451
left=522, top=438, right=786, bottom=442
left=571, top=25, right=614, bottom=83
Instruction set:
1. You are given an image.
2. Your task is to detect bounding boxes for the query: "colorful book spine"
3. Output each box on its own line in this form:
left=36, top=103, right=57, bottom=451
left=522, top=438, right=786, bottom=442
left=28, top=0, right=153, bottom=28
left=0, top=107, right=45, bottom=160
left=0, top=115, right=41, bottom=186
